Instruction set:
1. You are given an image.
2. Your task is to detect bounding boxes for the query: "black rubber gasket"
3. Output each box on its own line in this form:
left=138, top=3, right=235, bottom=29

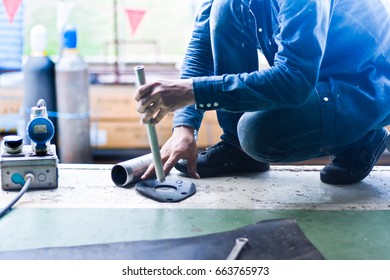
left=135, top=177, right=196, bottom=202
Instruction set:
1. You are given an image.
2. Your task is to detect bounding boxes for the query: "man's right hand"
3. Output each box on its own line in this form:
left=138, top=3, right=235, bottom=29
left=141, top=125, right=200, bottom=180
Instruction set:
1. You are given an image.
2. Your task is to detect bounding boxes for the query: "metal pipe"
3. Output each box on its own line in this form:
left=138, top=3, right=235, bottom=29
left=111, top=153, right=153, bottom=187
left=134, top=65, right=166, bottom=182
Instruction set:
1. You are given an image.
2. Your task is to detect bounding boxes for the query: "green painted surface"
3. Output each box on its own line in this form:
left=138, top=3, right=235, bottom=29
left=0, top=208, right=390, bottom=260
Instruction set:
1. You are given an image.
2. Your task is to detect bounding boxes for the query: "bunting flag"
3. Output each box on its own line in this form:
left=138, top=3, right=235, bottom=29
left=3, top=0, right=22, bottom=23
left=124, top=8, right=146, bottom=35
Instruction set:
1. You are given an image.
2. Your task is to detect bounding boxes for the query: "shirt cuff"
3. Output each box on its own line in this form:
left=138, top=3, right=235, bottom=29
left=193, top=76, right=224, bottom=110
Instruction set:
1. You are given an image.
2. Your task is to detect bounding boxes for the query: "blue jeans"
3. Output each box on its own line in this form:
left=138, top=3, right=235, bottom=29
left=175, top=0, right=390, bottom=163
left=210, top=0, right=367, bottom=163
left=237, top=94, right=329, bottom=163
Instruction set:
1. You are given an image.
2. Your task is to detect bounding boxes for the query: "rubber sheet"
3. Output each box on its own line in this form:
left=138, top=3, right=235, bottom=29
left=0, top=218, right=325, bottom=260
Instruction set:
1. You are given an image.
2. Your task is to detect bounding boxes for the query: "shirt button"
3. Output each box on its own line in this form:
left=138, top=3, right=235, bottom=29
left=258, top=28, right=263, bottom=32
left=214, top=102, right=219, bottom=107
left=323, top=97, right=329, bottom=102
left=199, top=104, right=204, bottom=108
left=206, top=103, right=212, bottom=108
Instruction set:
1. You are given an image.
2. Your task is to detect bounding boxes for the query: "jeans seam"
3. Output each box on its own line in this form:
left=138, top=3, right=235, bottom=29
left=316, top=82, right=334, bottom=153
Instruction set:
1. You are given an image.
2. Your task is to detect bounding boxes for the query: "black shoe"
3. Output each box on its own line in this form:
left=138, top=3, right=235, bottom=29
left=320, top=128, right=388, bottom=185
left=175, top=141, right=270, bottom=178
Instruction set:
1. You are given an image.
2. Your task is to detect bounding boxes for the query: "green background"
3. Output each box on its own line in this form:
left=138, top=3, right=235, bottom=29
left=23, top=0, right=198, bottom=58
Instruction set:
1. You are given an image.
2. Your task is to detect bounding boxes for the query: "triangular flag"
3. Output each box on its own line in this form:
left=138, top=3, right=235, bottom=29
left=3, top=0, right=22, bottom=23
left=125, top=8, right=146, bottom=35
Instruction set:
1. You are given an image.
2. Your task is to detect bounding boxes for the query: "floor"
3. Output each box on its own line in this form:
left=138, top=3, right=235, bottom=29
left=0, top=163, right=390, bottom=259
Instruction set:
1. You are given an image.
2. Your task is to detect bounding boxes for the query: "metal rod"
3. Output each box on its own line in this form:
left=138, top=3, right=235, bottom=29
left=226, top=238, right=249, bottom=260
left=134, top=65, right=165, bottom=182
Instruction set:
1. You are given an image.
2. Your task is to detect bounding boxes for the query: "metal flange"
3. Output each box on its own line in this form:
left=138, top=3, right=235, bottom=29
left=135, top=177, right=196, bottom=202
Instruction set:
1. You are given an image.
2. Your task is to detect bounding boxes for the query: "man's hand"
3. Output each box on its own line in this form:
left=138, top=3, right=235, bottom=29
left=141, top=126, right=200, bottom=180
left=134, top=79, right=195, bottom=125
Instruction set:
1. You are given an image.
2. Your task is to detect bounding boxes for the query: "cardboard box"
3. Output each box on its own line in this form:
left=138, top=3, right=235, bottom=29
left=0, top=87, right=23, bottom=132
left=197, top=121, right=222, bottom=148
left=90, top=121, right=172, bottom=149
left=89, top=85, right=222, bottom=149
left=90, top=117, right=222, bottom=150
left=89, top=85, right=138, bottom=121
left=1, top=84, right=223, bottom=149
left=89, top=85, right=220, bottom=123
left=0, top=88, right=23, bottom=115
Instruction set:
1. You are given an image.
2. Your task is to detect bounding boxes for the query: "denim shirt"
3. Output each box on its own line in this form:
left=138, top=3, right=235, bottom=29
left=173, top=0, right=390, bottom=147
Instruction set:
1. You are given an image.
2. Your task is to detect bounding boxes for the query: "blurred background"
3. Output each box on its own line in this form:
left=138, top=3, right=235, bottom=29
left=0, top=0, right=223, bottom=164
left=1, top=0, right=389, bottom=164
left=13, top=0, right=201, bottom=60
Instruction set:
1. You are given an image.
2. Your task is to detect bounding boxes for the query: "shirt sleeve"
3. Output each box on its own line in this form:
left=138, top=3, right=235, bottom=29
left=193, top=0, right=331, bottom=112
left=173, top=0, right=215, bottom=130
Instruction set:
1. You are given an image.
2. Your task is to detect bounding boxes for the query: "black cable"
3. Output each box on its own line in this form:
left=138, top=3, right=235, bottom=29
left=0, top=173, right=35, bottom=219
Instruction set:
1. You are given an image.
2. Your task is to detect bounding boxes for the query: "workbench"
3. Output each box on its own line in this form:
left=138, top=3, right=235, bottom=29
left=1, top=164, right=390, bottom=259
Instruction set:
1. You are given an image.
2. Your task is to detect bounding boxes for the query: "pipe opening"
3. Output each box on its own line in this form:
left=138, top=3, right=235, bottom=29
left=111, top=165, right=128, bottom=186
